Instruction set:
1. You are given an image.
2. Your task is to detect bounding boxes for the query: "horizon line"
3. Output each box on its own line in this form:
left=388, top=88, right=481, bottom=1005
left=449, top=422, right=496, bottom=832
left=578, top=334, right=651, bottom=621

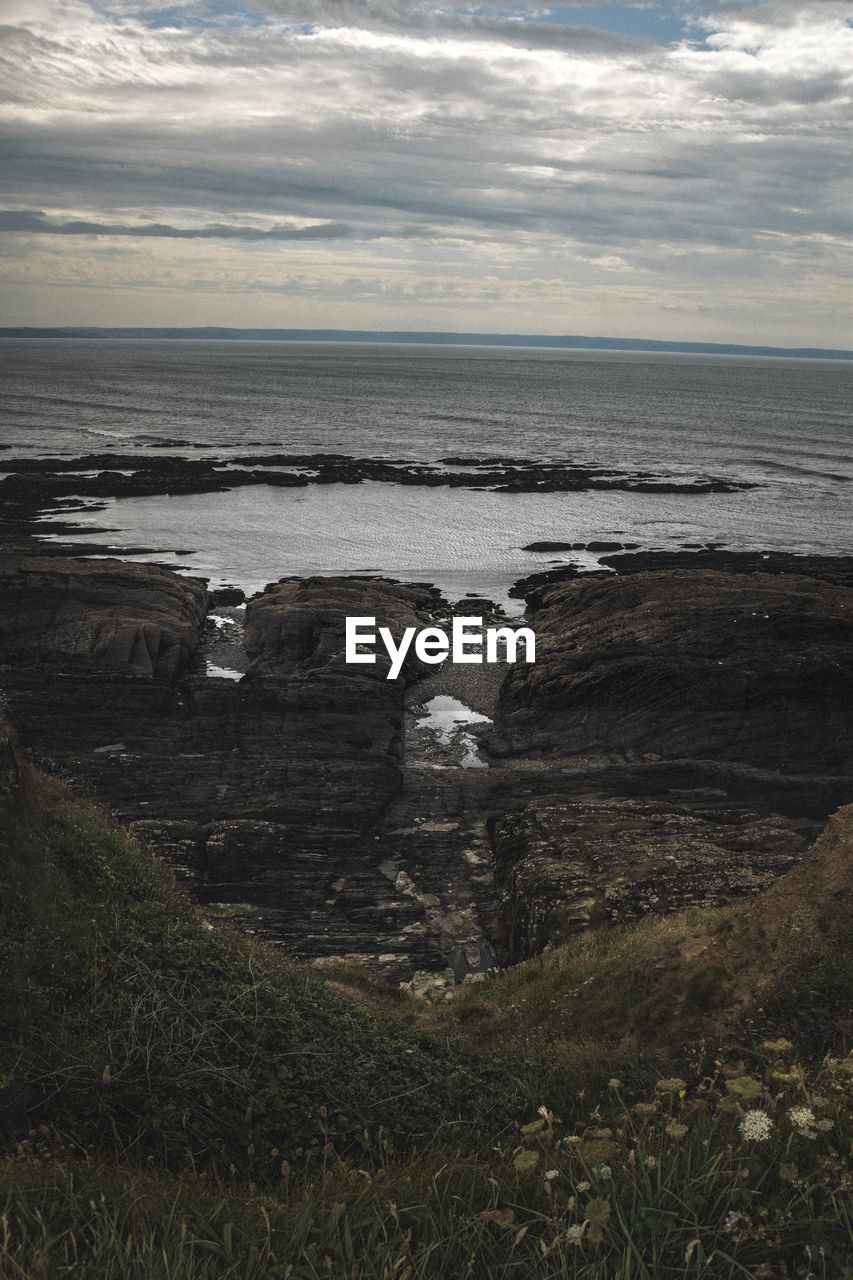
left=1, top=325, right=850, bottom=361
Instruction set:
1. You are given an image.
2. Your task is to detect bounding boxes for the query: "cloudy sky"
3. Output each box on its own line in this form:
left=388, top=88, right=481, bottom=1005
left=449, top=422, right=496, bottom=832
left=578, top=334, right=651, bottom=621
left=0, top=0, right=850, bottom=345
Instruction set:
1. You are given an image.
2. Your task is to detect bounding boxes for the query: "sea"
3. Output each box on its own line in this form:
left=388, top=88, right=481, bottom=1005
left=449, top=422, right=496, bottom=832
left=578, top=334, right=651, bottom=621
left=1, top=339, right=851, bottom=609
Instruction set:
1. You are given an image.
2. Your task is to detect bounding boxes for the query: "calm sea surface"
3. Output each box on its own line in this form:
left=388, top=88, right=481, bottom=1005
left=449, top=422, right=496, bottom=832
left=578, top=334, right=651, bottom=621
left=1, top=340, right=851, bottom=605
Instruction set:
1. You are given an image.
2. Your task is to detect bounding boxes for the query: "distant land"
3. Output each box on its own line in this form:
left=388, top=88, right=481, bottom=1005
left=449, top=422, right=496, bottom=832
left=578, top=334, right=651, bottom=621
left=0, top=326, right=851, bottom=360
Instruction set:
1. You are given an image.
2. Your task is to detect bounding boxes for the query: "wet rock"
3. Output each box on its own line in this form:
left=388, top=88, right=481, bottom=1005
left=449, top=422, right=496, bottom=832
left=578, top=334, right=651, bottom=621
left=510, top=550, right=853, bottom=601
left=211, top=586, right=246, bottom=606
left=521, top=541, right=639, bottom=553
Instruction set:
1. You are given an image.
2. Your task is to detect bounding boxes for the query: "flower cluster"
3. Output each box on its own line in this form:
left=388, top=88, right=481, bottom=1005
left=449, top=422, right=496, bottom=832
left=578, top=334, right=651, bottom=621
left=787, top=1106, right=818, bottom=1139
left=739, top=1110, right=774, bottom=1143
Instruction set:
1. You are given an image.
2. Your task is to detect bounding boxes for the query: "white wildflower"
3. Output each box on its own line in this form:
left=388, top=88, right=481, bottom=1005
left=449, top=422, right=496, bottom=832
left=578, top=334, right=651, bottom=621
left=592, top=1164, right=612, bottom=1181
left=565, top=1224, right=585, bottom=1244
left=739, top=1111, right=774, bottom=1143
left=645, top=1155, right=657, bottom=1169
left=544, top=1169, right=559, bottom=1182
left=788, top=1106, right=817, bottom=1137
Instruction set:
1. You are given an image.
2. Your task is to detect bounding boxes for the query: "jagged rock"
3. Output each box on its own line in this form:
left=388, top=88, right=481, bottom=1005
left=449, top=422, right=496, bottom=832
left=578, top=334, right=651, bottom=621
left=3, top=548, right=852, bottom=985
left=0, top=555, right=208, bottom=679
left=491, top=795, right=817, bottom=961
left=495, top=570, right=853, bottom=773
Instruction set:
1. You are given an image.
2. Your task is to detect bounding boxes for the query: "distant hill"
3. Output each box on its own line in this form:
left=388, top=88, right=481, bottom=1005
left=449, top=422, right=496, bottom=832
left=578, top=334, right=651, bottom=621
left=1, top=326, right=850, bottom=360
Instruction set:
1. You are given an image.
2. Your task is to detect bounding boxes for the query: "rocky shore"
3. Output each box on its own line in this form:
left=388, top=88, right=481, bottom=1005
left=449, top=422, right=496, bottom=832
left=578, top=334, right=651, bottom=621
left=1, top=533, right=851, bottom=994
left=0, top=449, right=758, bottom=556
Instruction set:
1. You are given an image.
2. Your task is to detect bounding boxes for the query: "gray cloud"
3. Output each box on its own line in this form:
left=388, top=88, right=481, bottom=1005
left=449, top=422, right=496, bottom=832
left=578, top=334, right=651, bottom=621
left=0, top=0, right=849, bottom=343
left=0, top=209, right=433, bottom=240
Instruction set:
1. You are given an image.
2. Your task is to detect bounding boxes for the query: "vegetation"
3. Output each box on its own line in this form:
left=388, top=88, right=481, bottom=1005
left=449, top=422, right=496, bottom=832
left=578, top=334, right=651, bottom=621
left=1, top=751, right=852, bottom=1277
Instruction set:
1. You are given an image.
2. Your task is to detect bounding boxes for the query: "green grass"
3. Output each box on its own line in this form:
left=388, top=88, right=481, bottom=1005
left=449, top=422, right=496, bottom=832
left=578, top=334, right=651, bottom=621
left=0, top=766, right=516, bottom=1172
left=433, top=908, right=733, bottom=1048
left=4, top=1059, right=853, bottom=1279
left=1, top=748, right=852, bottom=1277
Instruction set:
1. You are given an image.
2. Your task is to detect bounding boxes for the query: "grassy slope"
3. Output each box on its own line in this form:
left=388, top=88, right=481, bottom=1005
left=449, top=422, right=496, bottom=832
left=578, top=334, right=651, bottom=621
left=1, top=744, right=852, bottom=1277
left=0, top=761, right=520, bottom=1171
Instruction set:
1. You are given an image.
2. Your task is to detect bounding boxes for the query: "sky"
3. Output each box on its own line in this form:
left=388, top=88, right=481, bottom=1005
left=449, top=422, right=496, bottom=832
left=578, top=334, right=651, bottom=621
left=0, top=0, right=850, bottom=346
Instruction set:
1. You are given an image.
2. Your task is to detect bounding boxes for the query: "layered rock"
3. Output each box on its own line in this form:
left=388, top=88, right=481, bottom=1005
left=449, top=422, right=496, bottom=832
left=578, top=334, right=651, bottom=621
left=491, top=795, right=817, bottom=962
left=0, top=559, right=500, bottom=979
left=493, top=569, right=853, bottom=774
left=484, top=565, right=853, bottom=958
left=2, top=547, right=852, bottom=985
left=627, top=801, right=853, bottom=1036
left=244, top=575, right=443, bottom=681
left=0, top=554, right=208, bottom=679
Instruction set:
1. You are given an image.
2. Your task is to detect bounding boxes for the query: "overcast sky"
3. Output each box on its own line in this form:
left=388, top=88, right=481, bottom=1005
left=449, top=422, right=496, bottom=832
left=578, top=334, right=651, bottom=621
left=0, top=0, right=850, bottom=345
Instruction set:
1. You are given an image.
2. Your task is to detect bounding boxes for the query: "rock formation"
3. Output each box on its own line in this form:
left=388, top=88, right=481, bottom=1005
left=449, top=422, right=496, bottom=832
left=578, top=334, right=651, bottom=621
left=1, top=547, right=851, bottom=985
left=493, top=569, right=853, bottom=773
left=0, top=554, right=208, bottom=679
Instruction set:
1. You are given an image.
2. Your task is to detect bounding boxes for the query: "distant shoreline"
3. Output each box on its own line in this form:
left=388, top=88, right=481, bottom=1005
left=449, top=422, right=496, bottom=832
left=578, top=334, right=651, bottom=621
left=1, top=326, right=850, bottom=361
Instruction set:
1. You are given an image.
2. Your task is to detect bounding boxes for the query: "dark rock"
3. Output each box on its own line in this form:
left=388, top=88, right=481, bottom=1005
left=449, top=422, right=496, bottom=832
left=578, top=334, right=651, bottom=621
left=3, top=545, right=853, bottom=984
left=211, top=586, right=246, bottom=606
left=601, top=549, right=853, bottom=588
left=0, top=561, right=486, bottom=977
left=496, top=570, right=853, bottom=774
left=491, top=795, right=816, bottom=961
left=522, top=540, right=642, bottom=554
left=0, top=453, right=760, bottom=546
left=511, top=550, right=853, bottom=602
left=244, top=576, right=442, bottom=681
left=0, top=555, right=208, bottom=679
left=522, top=542, right=581, bottom=553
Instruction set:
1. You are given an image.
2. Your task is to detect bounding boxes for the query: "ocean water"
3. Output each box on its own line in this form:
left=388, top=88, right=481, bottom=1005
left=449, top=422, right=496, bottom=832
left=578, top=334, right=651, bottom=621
left=2, top=339, right=851, bottom=604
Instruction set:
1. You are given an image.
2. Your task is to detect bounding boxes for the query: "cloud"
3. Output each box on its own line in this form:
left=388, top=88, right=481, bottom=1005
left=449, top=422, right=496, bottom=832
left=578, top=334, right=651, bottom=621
left=0, top=209, right=430, bottom=240
left=0, top=0, right=849, bottom=343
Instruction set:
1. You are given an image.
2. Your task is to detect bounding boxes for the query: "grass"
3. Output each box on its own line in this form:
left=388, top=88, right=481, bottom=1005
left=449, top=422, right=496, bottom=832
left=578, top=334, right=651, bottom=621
left=4, top=1058, right=853, bottom=1278
left=0, top=764, right=518, bottom=1172
left=1, top=744, right=852, bottom=1276
left=433, top=908, right=733, bottom=1047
